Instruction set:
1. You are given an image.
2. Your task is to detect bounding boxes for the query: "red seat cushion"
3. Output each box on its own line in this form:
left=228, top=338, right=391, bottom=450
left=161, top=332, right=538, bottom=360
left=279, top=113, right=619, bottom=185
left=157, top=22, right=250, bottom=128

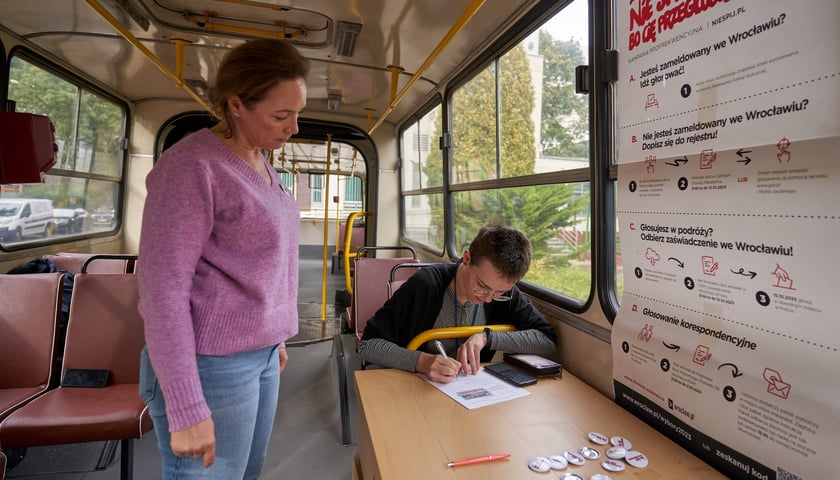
left=0, top=384, right=151, bottom=448
left=0, top=387, right=47, bottom=423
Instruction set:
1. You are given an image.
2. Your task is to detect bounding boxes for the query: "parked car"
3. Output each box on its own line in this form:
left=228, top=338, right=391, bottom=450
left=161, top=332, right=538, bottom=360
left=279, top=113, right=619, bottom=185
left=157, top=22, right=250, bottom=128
left=0, top=198, right=53, bottom=242
left=52, top=208, right=87, bottom=234
left=91, top=207, right=115, bottom=227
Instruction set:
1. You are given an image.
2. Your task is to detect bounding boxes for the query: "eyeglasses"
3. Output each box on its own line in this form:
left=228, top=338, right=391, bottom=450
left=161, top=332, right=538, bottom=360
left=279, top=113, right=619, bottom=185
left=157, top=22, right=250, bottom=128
left=471, top=267, right=512, bottom=301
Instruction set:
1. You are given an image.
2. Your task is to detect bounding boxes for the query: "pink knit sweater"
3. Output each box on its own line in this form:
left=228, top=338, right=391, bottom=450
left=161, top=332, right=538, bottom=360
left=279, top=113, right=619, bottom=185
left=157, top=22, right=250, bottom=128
left=138, top=128, right=299, bottom=431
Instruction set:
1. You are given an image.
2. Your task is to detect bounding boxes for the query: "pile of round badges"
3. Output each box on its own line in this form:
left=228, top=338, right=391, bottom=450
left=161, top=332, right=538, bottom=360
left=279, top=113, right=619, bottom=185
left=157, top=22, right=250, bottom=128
left=526, top=432, right=648, bottom=479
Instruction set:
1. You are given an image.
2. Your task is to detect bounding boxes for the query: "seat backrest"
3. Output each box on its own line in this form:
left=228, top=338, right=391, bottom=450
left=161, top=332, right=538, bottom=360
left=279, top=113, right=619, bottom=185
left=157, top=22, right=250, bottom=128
left=0, top=273, right=63, bottom=392
left=352, top=256, right=419, bottom=340
left=387, top=262, right=438, bottom=299
left=61, top=273, right=145, bottom=384
left=44, top=252, right=133, bottom=274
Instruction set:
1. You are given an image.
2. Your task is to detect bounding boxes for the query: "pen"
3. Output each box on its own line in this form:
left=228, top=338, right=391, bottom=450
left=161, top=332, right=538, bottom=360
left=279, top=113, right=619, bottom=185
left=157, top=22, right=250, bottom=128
left=447, top=453, right=511, bottom=467
left=435, top=339, right=463, bottom=379
left=434, top=339, right=448, bottom=357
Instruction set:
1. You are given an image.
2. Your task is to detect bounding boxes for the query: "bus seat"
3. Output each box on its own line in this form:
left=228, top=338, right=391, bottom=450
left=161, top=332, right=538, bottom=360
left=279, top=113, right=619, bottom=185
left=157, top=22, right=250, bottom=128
left=0, top=273, right=64, bottom=423
left=386, top=262, right=438, bottom=299
left=0, top=273, right=151, bottom=480
left=333, top=246, right=416, bottom=446
left=349, top=247, right=418, bottom=341
left=79, top=254, right=137, bottom=274
left=386, top=278, right=409, bottom=298
left=44, top=253, right=136, bottom=274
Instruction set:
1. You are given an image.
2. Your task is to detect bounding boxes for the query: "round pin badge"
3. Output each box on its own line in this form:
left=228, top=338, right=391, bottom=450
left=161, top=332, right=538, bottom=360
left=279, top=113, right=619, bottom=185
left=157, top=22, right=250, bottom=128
left=601, top=459, right=626, bottom=472
left=606, top=446, right=627, bottom=459
left=590, top=475, right=613, bottom=480
left=559, top=474, right=584, bottom=480
left=579, top=446, right=601, bottom=459
left=624, top=450, right=649, bottom=468
left=588, top=431, right=610, bottom=445
left=548, top=454, right=569, bottom=470
left=527, top=456, right=551, bottom=473
left=609, top=435, right=632, bottom=450
left=564, top=450, right=586, bottom=465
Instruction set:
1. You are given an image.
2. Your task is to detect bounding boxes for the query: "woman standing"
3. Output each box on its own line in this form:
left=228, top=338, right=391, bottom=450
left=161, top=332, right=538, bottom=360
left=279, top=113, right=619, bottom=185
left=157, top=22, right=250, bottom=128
left=138, top=38, right=308, bottom=479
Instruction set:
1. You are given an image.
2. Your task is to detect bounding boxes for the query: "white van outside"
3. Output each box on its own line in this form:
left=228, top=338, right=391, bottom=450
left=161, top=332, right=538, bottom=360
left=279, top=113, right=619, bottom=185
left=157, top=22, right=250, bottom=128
left=0, top=198, right=53, bottom=242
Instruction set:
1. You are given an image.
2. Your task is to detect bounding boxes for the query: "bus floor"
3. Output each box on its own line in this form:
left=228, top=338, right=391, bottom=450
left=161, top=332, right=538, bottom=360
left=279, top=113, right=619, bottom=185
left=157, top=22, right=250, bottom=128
left=288, top=252, right=345, bottom=346
left=4, top=251, right=356, bottom=479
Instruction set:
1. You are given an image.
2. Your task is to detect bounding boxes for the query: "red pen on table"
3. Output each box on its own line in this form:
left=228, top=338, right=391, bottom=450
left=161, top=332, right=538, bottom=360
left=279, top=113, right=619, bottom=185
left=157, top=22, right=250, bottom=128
left=446, top=453, right=511, bottom=467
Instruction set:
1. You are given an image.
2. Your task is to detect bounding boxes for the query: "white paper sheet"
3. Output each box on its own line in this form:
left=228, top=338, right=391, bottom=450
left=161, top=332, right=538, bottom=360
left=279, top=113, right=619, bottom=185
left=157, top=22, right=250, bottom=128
left=419, top=367, right=530, bottom=409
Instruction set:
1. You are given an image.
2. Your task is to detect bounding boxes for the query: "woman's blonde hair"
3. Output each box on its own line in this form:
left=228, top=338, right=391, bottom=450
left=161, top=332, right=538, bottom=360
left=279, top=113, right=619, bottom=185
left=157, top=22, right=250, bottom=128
left=208, top=38, right=309, bottom=138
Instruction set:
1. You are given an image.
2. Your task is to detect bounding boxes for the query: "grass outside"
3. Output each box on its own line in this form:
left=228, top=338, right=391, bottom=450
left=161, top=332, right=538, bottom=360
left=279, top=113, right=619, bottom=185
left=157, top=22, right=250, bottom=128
left=526, top=254, right=625, bottom=302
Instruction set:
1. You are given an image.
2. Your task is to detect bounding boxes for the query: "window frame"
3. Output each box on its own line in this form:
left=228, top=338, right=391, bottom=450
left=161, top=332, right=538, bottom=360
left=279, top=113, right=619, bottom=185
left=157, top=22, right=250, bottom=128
left=2, top=47, right=129, bottom=251
left=398, top=98, right=447, bottom=256
left=440, top=0, right=596, bottom=313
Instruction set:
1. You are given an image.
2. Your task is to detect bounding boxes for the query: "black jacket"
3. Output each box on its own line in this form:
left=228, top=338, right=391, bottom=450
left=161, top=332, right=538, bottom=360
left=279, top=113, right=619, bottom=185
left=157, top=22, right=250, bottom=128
left=361, top=263, right=556, bottom=361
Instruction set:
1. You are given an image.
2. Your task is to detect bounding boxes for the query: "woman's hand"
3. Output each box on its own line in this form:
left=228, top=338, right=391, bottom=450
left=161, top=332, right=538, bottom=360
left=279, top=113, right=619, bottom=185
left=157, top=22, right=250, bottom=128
left=278, top=347, right=289, bottom=373
left=171, top=416, right=216, bottom=468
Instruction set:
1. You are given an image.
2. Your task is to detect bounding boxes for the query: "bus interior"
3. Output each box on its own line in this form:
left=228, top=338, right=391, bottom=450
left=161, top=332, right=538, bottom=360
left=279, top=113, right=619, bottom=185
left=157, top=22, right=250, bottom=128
left=0, top=0, right=836, bottom=479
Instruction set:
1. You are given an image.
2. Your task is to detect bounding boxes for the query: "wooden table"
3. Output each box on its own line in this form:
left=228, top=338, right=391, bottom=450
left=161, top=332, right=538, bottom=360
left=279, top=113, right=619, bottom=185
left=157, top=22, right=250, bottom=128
left=354, top=368, right=726, bottom=479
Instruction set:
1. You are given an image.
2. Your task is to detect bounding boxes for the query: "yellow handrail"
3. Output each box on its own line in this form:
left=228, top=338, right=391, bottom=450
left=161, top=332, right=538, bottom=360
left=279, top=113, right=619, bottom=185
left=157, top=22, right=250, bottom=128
left=183, top=11, right=306, bottom=39
left=342, top=211, right=369, bottom=294
left=82, top=0, right=211, bottom=111
left=406, top=324, right=516, bottom=350
left=320, top=134, right=332, bottom=321
left=368, top=0, right=486, bottom=134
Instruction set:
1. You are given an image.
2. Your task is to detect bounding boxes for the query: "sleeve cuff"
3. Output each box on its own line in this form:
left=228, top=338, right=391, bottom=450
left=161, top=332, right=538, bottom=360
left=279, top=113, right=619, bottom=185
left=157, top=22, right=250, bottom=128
left=483, top=327, right=494, bottom=348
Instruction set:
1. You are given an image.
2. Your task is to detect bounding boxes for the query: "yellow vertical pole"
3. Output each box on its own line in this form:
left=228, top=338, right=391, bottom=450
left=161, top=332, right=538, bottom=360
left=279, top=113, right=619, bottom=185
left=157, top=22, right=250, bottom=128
left=172, top=39, right=191, bottom=81
left=386, top=65, right=405, bottom=103
left=321, top=134, right=333, bottom=321
left=335, top=180, right=341, bottom=256
left=365, top=108, right=376, bottom=132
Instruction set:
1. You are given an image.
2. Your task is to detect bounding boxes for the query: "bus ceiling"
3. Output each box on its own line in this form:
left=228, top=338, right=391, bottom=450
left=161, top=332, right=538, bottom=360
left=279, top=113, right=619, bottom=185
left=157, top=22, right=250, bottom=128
left=3, top=0, right=543, bottom=130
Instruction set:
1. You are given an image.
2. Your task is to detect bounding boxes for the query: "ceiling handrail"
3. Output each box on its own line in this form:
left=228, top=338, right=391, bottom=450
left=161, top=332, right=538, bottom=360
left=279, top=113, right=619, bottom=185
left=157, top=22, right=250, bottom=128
left=368, top=0, right=486, bottom=135
left=82, top=0, right=212, bottom=111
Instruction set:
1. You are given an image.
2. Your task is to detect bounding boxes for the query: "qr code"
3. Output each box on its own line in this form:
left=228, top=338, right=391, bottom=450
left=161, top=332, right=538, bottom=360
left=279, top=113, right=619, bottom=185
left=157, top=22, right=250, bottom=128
left=776, top=467, right=803, bottom=480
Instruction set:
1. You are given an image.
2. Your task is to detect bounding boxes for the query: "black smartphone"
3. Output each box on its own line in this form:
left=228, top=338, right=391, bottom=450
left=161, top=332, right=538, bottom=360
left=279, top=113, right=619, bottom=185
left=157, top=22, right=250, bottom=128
left=484, top=362, right=538, bottom=387
left=61, top=368, right=110, bottom=388
left=503, top=353, right=563, bottom=376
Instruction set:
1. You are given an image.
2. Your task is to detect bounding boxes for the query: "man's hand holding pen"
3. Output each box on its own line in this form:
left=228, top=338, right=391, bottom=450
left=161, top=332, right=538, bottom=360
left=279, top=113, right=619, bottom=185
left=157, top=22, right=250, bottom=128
left=416, top=340, right=462, bottom=383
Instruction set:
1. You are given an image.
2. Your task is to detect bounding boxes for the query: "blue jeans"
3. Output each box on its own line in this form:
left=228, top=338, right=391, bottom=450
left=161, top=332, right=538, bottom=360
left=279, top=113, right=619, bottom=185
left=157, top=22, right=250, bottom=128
left=139, top=345, right=280, bottom=480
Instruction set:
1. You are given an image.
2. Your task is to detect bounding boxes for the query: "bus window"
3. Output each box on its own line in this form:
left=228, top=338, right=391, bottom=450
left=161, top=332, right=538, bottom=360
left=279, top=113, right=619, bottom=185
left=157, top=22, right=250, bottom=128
left=272, top=141, right=366, bottom=222
left=3, top=54, right=126, bottom=247
left=344, top=176, right=363, bottom=210
left=451, top=6, right=589, bottom=183
left=402, top=192, right=444, bottom=251
left=447, top=0, right=591, bottom=303
left=401, top=105, right=444, bottom=251
left=452, top=182, right=591, bottom=302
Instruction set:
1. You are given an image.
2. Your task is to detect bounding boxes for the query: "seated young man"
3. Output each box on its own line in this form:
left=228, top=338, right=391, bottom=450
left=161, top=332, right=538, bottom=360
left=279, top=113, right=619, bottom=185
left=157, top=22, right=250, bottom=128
left=358, top=222, right=557, bottom=383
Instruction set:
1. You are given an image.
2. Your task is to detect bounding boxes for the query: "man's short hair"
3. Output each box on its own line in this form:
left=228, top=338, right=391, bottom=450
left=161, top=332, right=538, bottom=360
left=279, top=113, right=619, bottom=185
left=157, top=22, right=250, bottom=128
left=468, top=222, right=531, bottom=281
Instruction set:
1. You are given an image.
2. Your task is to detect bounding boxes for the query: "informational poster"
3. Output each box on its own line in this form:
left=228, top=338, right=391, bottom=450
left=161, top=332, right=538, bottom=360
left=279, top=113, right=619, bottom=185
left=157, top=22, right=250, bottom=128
left=612, top=1, right=840, bottom=479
